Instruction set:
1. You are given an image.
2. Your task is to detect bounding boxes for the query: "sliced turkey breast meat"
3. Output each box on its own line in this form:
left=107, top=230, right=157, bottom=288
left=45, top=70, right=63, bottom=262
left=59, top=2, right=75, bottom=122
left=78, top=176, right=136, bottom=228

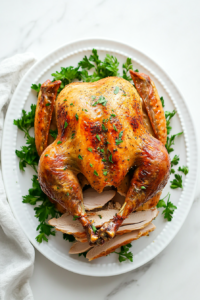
left=69, top=241, right=92, bottom=254
left=83, top=188, right=116, bottom=210
left=49, top=209, right=158, bottom=239
left=86, top=223, right=156, bottom=261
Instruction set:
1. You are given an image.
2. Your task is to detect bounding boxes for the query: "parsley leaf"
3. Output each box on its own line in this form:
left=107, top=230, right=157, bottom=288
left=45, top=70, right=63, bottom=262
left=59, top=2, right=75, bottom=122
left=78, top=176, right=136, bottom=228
left=96, top=134, right=101, bottom=141
left=78, top=55, right=95, bottom=70
left=171, top=154, right=179, bottom=167
left=92, top=224, right=97, bottom=233
left=63, top=233, right=75, bottom=242
left=170, top=174, right=183, bottom=189
left=14, top=105, right=39, bottom=172
left=178, top=166, right=189, bottom=175
left=78, top=155, right=83, bottom=160
left=114, top=243, right=133, bottom=262
left=23, top=175, right=60, bottom=243
left=122, top=58, right=133, bottom=82
left=116, top=131, right=123, bottom=145
left=114, top=86, right=120, bottom=94
left=92, top=95, right=107, bottom=106
left=157, top=193, right=177, bottom=221
left=75, top=113, right=79, bottom=121
left=64, top=121, right=68, bottom=129
left=94, top=170, right=99, bottom=176
left=165, top=132, right=183, bottom=154
left=51, top=66, right=81, bottom=91
left=165, top=110, right=176, bottom=134
left=88, top=147, right=93, bottom=152
left=49, top=129, right=58, bottom=139
left=160, top=96, right=165, bottom=108
left=109, top=154, right=113, bottom=163
left=31, top=83, right=41, bottom=94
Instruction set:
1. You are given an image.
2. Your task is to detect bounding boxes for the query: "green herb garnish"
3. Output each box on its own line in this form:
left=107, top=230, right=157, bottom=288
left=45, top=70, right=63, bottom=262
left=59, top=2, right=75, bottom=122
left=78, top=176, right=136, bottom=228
left=178, top=166, right=189, bottom=175
left=157, top=193, right=177, bottom=221
left=114, top=243, right=133, bottom=262
left=170, top=174, right=183, bottom=189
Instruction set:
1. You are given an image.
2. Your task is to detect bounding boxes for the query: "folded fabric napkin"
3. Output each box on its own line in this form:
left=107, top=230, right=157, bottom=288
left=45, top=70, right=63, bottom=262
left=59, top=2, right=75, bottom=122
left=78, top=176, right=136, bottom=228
left=0, top=53, right=36, bottom=300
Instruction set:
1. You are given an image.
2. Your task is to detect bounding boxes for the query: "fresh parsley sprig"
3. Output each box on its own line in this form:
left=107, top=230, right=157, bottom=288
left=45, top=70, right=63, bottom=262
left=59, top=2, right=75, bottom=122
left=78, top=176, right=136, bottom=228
left=165, top=110, right=176, bottom=135
left=170, top=174, right=183, bottom=189
left=114, top=243, right=133, bottom=262
left=14, top=105, right=39, bottom=172
left=157, top=193, right=177, bottom=221
left=165, top=132, right=183, bottom=154
left=178, top=166, right=189, bottom=175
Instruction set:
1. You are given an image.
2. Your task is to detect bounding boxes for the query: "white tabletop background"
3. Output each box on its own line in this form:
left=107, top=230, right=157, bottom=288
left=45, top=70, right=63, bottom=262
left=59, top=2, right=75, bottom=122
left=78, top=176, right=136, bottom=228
left=1, top=0, right=200, bottom=299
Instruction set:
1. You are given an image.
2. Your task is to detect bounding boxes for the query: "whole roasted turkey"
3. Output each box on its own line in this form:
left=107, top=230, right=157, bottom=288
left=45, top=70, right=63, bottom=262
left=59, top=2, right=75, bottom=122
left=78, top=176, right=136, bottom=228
left=35, top=71, right=170, bottom=245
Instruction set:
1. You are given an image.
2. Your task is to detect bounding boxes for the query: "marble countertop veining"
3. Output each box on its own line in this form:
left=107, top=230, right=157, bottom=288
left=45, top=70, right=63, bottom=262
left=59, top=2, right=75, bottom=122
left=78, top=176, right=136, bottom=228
left=1, top=0, right=200, bottom=299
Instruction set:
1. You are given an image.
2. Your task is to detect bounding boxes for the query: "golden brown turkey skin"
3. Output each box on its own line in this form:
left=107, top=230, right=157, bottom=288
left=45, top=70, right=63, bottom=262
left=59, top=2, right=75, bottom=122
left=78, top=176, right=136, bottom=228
left=37, top=76, right=170, bottom=244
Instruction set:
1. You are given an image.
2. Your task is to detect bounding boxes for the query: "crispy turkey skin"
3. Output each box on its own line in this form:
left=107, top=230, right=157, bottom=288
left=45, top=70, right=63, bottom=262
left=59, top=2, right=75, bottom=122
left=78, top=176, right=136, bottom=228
left=36, top=75, right=170, bottom=244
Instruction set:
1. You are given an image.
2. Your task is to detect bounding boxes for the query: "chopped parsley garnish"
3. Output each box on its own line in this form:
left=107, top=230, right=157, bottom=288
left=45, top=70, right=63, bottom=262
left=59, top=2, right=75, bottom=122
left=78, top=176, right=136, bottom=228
left=109, top=154, right=113, bottom=163
left=75, top=113, right=79, bottom=121
left=96, top=134, right=101, bottom=141
left=102, top=159, right=107, bottom=162
left=114, top=243, right=133, bottom=262
left=100, top=149, right=104, bottom=153
left=170, top=174, right=183, bottom=189
left=98, top=215, right=102, bottom=219
left=88, top=147, right=93, bottom=152
left=63, top=99, right=67, bottom=101
left=113, top=124, right=118, bottom=131
left=85, top=109, right=88, bottom=112
left=57, top=141, right=62, bottom=145
left=178, top=166, right=189, bottom=175
left=64, top=121, right=68, bottom=129
left=45, top=103, right=50, bottom=106
left=141, top=186, right=146, bottom=189
left=111, top=113, right=116, bottom=118
left=70, top=103, right=74, bottom=106
left=92, top=95, right=107, bottom=106
left=50, top=129, right=58, bottom=139
left=94, top=170, right=99, bottom=176
left=78, top=155, right=83, bottom=160
left=102, top=123, right=107, bottom=131
left=91, top=95, right=96, bottom=100
left=45, top=154, right=48, bottom=157
left=73, top=215, right=79, bottom=221
left=71, top=132, right=75, bottom=139
left=157, top=193, right=177, bottom=221
left=114, top=86, right=120, bottom=94
left=103, top=171, right=108, bottom=176
left=92, top=224, right=97, bottom=233
left=116, top=131, right=123, bottom=145
left=160, top=96, right=165, bottom=108
left=90, top=163, right=93, bottom=167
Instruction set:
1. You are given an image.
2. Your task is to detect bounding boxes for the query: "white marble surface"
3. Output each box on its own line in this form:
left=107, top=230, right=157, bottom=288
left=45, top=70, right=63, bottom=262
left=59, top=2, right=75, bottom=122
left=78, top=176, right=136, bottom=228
left=1, top=0, right=200, bottom=299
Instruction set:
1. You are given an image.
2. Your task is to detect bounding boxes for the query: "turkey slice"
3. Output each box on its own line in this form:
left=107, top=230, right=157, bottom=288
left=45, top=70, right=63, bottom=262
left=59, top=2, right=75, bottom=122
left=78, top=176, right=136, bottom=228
left=48, top=209, right=158, bottom=238
left=69, top=241, right=92, bottom=254
left=86, top=223, right=156, bottom=261
left=83, top=188, right=116, bottom=210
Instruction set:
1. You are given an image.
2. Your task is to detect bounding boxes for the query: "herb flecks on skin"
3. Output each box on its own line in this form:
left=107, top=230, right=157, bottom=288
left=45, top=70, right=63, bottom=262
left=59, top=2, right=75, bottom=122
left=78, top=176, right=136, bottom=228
left=92, top=95, right=107, bottom=106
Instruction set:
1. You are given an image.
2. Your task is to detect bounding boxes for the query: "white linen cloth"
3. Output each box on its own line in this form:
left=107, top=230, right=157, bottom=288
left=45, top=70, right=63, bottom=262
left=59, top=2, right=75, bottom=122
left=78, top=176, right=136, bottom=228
left=0, top=53, right=36, bottom=300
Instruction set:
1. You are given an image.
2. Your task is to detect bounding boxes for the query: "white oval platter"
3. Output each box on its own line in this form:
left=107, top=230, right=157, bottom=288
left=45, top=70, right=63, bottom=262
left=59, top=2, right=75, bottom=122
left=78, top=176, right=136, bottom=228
left=1, top=38, right=198, bottom=277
